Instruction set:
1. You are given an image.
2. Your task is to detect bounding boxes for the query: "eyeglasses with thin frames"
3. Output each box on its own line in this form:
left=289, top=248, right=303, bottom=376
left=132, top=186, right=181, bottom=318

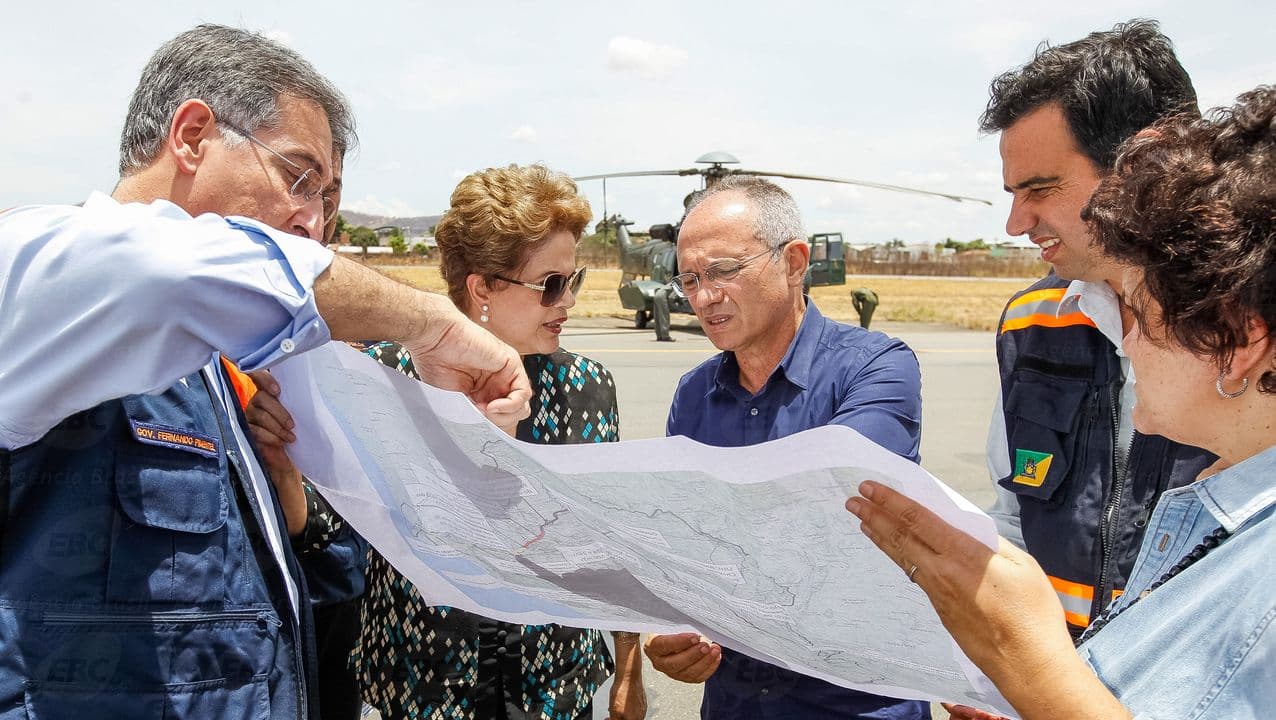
left=493, top=267, right=588, bottom=307
left=670, top=246, right=782, bottom=298
left=219, top=121, right=338, bottom=225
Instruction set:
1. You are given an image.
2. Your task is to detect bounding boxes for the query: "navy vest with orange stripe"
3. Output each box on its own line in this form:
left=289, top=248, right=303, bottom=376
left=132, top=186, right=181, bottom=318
left=0, top=367, right=320, bottom=717
left=995, top=274, right=1215, bottom=638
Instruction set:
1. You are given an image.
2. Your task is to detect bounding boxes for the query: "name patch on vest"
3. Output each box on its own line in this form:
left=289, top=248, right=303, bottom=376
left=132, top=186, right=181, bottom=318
left=129, top=420, right=219, bottom=458
left=1012, top=449, right=1053, bottom=487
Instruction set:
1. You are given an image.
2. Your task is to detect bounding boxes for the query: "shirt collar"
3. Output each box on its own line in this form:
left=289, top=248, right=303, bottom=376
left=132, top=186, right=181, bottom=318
left=1193, top=444, right=1276, bottom=532
left=1061, top=279, right=1126, bottom=356
left=83, top=191, right=116, bottom=210
left=776, top=300, right=825, bottom=390
left=712, top=300, right=824, bottom=395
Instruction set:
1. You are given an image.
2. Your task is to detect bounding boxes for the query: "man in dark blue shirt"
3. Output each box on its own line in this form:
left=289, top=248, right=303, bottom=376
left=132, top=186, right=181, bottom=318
left=643, top=176, right=928, bottom=719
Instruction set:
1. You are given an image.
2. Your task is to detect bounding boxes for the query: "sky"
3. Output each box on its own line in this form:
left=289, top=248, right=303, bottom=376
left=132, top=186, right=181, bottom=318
left=3, top=1, right=1273, bottom=248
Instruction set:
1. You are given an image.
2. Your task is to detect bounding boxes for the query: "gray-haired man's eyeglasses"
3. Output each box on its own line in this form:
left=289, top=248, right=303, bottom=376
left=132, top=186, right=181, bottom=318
left=670, top=246, right=782, bottom=298
left=219, top=121, right=338, bottom=225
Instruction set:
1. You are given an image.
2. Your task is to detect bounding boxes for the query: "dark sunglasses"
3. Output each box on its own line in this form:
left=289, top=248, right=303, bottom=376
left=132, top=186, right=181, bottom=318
left=494, top=266, right=587, bottom=307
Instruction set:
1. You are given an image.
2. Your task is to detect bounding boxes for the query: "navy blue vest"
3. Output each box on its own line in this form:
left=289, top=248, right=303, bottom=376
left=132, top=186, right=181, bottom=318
left=0, top=369, right=316, bottom=719
left=995, top=274, right=1215, bottom=636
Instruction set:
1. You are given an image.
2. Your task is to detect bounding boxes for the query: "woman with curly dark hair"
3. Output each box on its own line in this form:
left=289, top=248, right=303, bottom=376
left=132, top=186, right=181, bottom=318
left=848, top=86, right=1276, bottom=719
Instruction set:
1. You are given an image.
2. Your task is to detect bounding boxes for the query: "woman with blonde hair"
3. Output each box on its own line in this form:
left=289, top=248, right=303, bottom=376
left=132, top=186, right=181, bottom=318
left=355, top=164, right=646, bottom=720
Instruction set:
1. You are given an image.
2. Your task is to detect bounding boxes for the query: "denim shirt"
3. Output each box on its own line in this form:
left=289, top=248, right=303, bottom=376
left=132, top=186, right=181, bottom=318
left=667, top=301, right=928, bottom=720
left=1079, top=444, right=1276, bottom=719
left=0, top=194, right=333, bottom=449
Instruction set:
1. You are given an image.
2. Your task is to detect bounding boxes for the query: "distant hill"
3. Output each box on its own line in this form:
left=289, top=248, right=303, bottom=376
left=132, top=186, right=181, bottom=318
left=341, top=210, right=443, bottom=237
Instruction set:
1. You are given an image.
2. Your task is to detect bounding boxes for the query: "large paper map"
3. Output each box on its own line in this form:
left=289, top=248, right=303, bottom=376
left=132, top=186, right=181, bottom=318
left=273, top=343, right=1014, bottom=716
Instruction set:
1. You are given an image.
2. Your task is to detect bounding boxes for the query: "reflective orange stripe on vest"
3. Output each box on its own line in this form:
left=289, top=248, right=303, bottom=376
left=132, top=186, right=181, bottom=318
left=219, top=357, right=258, bottom=410
left=1048, top=576, right=1127, bottom=628
left=999, top=288, right=1097, bottom=334
left=1048, top=574, right=1095, bottom=628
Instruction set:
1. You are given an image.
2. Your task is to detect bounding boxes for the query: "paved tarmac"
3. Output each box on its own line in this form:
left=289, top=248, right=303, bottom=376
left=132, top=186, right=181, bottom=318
left=559, top=314, right=1000, bottom=720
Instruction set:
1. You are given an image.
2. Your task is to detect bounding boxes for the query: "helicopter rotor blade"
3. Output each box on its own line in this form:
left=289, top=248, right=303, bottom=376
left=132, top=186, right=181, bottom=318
left=726, top=168, right=993, bottom=206
left=573, top=169, right=703, bottom=181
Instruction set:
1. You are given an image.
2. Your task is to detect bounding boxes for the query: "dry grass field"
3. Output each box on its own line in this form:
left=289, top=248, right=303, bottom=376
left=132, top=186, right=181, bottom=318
left=826, top=276, right=1027, bottom=331
left=375, top=264, right=1028, bottom=332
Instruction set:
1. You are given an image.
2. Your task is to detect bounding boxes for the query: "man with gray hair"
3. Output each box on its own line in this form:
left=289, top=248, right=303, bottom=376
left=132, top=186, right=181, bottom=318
left=643, top=177, right=929, bottom=719
left=0, top=24, right=528, bottom=719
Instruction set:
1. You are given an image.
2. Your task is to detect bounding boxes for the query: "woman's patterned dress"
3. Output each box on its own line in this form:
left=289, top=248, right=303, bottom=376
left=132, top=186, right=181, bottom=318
left=354, top=342, right=621, bottom=720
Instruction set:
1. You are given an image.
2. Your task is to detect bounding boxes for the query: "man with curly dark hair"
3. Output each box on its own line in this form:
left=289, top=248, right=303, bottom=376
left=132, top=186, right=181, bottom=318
left=850, top=83, right=1276, bottom=720
left=980, top=19, right=1216, bottom=638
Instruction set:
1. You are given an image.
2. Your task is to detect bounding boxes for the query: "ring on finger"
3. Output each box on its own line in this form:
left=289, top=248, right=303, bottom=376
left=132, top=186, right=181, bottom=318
left=906, top=563, right=919, bottom=583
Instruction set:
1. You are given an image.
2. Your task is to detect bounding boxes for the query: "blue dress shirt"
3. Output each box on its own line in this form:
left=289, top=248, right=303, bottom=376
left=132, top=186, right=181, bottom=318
left=1078, top=443, right=1276, bottom=719
left=0, top=193, right=333, bottom=448
left=0, top=193, right=336, bottom=611
left=666, top=301, right=928, bottom=720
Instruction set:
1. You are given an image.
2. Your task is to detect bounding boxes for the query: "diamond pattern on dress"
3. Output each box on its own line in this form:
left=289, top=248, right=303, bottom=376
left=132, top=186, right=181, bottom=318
left=353, top=346, right=619, bottom=719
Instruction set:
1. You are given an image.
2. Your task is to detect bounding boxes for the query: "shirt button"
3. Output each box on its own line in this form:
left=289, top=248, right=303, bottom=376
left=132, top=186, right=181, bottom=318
left=749, top=407, right=759, bottom=416
left=496, top=646, right=509, bottom=656
left=760, top=688, right=769, bottom=695
left=280, top=338, right=297, bottom=354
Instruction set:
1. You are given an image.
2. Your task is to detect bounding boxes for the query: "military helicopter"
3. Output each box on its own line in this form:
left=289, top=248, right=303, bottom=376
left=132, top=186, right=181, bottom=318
left=574, top=152, right=991, bottom=336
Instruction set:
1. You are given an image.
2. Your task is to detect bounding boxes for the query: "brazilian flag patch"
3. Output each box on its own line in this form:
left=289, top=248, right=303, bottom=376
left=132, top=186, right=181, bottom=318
left=1012, top=449, right=1054, bottom=487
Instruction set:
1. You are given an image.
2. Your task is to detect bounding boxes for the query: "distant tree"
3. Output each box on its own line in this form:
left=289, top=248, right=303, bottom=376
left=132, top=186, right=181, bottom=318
left=574, top=217, right=619, bottom=263
left=388, top=228, right=407, bottom=255
left=593, top=218, right=618, bottom=237
left=579, top=219, right=616, bottom=251
left=332, top=214, right=352, bottom=241
left=412, top=242, right=430, bottom=257
left=943, top=237, right=991, bottom=252
left=348, top=226, right=378, bottom=256
left=886, top=238, right=906, bottom=249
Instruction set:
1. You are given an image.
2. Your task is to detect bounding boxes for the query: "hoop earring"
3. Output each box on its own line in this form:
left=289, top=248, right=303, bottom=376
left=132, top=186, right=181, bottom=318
left=1216, top=372, right=1249, bottom=399
left=480, top=305, right=489, bottom=324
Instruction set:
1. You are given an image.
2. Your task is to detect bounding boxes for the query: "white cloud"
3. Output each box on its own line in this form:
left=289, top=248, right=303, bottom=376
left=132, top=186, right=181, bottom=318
left=343, top=194, right=423, bottom=218
left=607, top=36, right=688, bottom=80
left=509, top=125, right=537, bottom=142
